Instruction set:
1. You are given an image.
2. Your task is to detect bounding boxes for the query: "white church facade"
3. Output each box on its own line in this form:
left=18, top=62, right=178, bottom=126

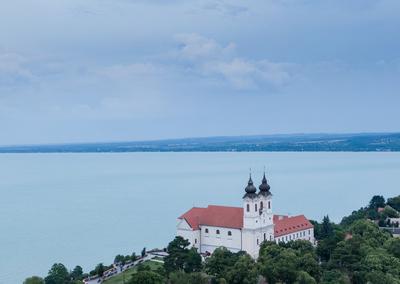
left=176, top=173, right=315, bottom=258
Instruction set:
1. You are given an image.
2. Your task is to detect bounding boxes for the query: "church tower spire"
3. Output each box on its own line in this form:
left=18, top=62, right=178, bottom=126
left=258, top=170, right=271, bottom=195
left=243, top=172, right=257, bottom=198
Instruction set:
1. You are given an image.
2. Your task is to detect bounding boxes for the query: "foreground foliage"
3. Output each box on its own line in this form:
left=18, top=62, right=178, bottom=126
left=24, top=194, right=400, bottom=284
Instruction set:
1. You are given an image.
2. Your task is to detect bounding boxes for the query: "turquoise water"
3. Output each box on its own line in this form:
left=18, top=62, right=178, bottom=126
left=1, top=152, right=399, bottom=283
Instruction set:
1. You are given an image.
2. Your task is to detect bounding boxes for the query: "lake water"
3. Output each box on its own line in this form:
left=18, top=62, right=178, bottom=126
left=1, top=152, right=400, bottom=283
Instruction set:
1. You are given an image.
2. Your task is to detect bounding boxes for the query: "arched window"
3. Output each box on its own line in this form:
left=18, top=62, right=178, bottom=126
left=270, top=235, right=272, bottom=241
left=228, top=231, right=232, bottom=236
left=268, top=201, right=271, bottom=209
left=257, top=239, right=259, bottom=245
left=263, top=233, right=266, bottom=240
left=216, top=229, right=220, bottom=234
left=260, top=201, right=263, bottom=210
left=205, top=228, right=209, bottom=233
left=246, top=204, right=250, bottom=212
left=255, top=203, right=258, bottom=211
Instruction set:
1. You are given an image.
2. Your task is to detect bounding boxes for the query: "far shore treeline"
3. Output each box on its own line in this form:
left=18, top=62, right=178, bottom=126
left=4, top=133, right=400, bottom=153
left=24, top=194, right=400, bottom=284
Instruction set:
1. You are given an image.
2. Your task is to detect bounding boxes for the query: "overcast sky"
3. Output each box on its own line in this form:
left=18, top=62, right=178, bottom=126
left=0, top=0, right=399, bottom=145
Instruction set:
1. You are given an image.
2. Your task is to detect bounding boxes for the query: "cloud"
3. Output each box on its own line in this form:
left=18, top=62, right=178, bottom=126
left=174, top=33, right=235, bottom=60
left=203, top=59, right=294, bottom=90
left=97, top=63, right=164, bottom=79
left=174, top=33, right=294, bottom=90
left=0, top=53, right=35, bottom=88
left=202, top=0, right=248, bottom=16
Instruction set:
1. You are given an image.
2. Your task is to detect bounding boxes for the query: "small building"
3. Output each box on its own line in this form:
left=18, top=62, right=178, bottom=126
left=177, top=173, right=314, bottom=258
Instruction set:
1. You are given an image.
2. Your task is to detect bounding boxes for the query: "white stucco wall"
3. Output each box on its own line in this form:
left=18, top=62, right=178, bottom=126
left=275, top=227, right=315, bottom=245
left=176, top=219, right=201, bottom=250
left=199, top=226, right=242, bottom=254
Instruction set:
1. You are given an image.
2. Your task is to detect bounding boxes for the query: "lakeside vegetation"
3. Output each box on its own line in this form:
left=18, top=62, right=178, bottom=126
left=4, top=133, right=400, bottom=153
left=24, top=194, right=400, bottom=284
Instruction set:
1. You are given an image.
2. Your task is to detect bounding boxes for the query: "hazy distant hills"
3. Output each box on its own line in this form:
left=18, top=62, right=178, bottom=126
left=1, top=133, right=400, bottom=153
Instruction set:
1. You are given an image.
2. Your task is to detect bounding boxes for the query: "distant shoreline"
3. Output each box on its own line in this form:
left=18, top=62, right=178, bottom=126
left=1, top=132, right=400, bottom=153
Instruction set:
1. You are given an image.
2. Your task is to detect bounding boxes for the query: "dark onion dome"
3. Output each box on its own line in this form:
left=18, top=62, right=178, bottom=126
left=258, top=173, right=272, bottom=196
left=243, top=175, right=258, bottom=198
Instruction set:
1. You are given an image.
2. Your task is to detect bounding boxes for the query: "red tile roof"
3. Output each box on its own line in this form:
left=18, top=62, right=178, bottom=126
left=274, top=214, right=313, bottom=237
left=179, top=206, right=313, bottom=237
left=179, top=205, right=243, bottom=229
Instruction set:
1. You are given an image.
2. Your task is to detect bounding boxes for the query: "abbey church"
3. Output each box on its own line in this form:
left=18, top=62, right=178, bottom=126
left=176, top=173, right=315, bottom=258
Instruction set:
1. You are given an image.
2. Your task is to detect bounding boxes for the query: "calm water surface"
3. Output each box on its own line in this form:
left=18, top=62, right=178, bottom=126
left=1, top=152, right=399, bottom=283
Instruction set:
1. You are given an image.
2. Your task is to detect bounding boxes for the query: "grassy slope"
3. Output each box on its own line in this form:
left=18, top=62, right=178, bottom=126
left=103, top=260, right=163, bottom=284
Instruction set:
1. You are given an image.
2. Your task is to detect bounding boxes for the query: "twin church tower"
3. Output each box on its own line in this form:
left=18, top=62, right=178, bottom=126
left=177, top=171, right=314, bottom=258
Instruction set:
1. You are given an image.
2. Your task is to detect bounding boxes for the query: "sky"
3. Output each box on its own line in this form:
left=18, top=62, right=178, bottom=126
left=0, top=0, right=399, bottom=145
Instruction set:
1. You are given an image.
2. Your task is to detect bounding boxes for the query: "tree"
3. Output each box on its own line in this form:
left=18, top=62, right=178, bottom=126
left=23, top=276, right=45, bottom=284
left=70, top=266, right=83, bottom=281
left=258, top=242, right=298, bottom=284
left=114, top=254, right=125, bottom=264
left=320, top=270, right=350, bottom=284
left=383, top=205, right=399, bottom=218
left=204, top=247, right=237, bottom=279
left=169, top=271, right=208, bottom=284
left=44, top=263, right=70, bottom=284
left=321, top=216, right=334, bottom=239
left=385, top=238, right=400, bottom=258
left=295, top=271, right=316, bottom=284
left=317, top=230, right=344, bottom=262
left=184, top=248, right=202, bottom=273
left=225, top=254, right=258, bottom=284
left=164, top=236, right=202, bottom=274
left=94, top=263, right=105, bottom=277
left=369, top=195, right=385, bottom=209
left=128, top=270, right=164, bottom=284
left=387, top=196, right=400, bottom=212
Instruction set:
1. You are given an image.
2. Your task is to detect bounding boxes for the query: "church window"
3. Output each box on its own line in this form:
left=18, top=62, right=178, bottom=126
left=255, top=204, right=258, bottom=211
left=264, top=233, right=266, bottom=240
left=246, top=204, right=250, bottom=212
left=228, top=231, right=232, bottom=236
left=205, top=228, right=209, bottom=233
left=270, top=235, right=272, bottom=241
left=216, top=229, right=220, bottom=235
left=195, top=238, right=197, bottom=244
left=257, top=239, right=259, bottom=245
left=260, top=201, right=263, bottom=210
left=268, top=201, right=271, bottom=209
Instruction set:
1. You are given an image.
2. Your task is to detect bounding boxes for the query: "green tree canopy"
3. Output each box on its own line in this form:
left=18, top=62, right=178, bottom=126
left=70, top=266, right=83, bottom=281
left=23, top=276, right=45, bottom=284
left=387, top=195, right=400, bottom=212
left=164, top=236, right=202, bottom=274
left=128, top=270, right=164, bottom=284
left=225, top=254, right=258, bottom=284
left=369, top=195, right=386, bottom=209
left=44, top=263, right=70, bottom=284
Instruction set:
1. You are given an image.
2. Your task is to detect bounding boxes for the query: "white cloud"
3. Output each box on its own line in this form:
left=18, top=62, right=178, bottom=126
left=96, top=63, right=164, bottom=79
left=201, top=0, right=248, bottom=16
left=0, top=53, right=35, bottom=87
left=174, top=33, right=235, bottom=60
left=174, top=33, right=294, bottom=90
